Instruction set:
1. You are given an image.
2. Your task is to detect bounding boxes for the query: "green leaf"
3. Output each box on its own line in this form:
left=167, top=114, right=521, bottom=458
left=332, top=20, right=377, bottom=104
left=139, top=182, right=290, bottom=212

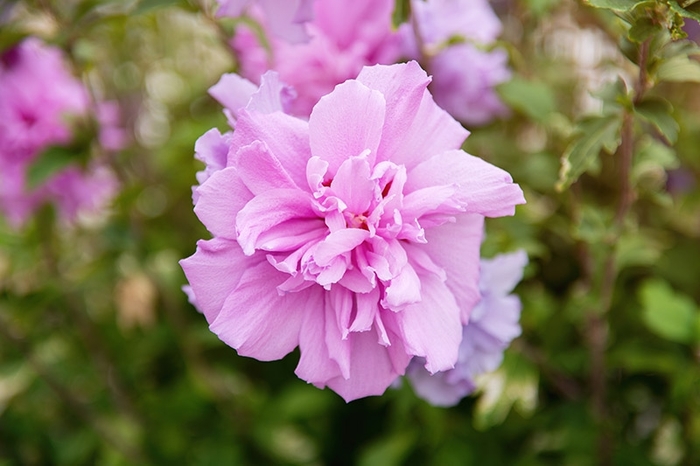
left=635, top=97, right=680, bottom=143
left=497, top=78, right=556, bottom=121
left=656, top=54, right=700, bottom=83
left=669, top=1, right=700, bottom=23
left=585, top=0, right=644, bottom=11
left=134, top=0, right=186, bottom=15
left=26, top=146, right=82, bottom=189
left=629, top=16, right=663, bottom=43
left=474, top=352, right=538, bottom=430
left=556, top=115, right=623, bottom=191
left=358, top=432, right=416, bottom=466
left=640, top=279, right=698, bottom=344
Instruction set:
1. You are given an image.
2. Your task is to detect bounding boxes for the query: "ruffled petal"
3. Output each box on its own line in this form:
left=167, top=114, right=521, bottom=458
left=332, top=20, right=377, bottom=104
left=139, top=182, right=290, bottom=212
left=393, top=272, right=462, bottom=373
left=210, top=261, right=311, bottom=361
left=326, top=329, right=411, bottom=402
left=419, top=213, right=484, bottom=323
left=308, top=80, right=386, bottom=175
left=405, top=149, right=525, bottom=217
left=232, top=110, right=311, bottom=188
left=236, top=188, right=316, bottom=255
left=194, top=167, right=254, bottom=239
left=235, top=140, right=300, bottom=194
left=179, top=238, right=260, bottom=324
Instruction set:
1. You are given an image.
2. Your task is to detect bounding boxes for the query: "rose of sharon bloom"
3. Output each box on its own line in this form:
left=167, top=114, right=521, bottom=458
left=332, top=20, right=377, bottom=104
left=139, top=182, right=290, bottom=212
left=217, top=0, right=315, bottom=44
left=406, top=249, right=528, bottom=406
left=408, top=0, right=511, bottom=126
left=180, top=61, right=525, bottom=401
left=0, top=38, right=118, bottom=227
left=231, top=0, right=405, bottom=117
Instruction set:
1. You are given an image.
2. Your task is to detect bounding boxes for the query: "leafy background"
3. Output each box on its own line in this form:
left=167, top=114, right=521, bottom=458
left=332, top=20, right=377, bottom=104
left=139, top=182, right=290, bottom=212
left=1, top=0, right=700, bottom=464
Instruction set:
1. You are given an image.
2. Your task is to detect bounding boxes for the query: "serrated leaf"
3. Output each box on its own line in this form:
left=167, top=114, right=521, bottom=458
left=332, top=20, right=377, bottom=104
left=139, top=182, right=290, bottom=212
left=640, top=279, right=698, bottom=344
left=556, top=115, right=623, bottom=191
left=585, top=0, right=644, bottom=11
left=635, top=97, right=680, bottom=143
left=669, top=1, right=700, bottom=22
left=26, top=146, right=82, bottom=189
left=497, top=78, right=556, bottom=121
left=656, top=54, right=700, bottom=83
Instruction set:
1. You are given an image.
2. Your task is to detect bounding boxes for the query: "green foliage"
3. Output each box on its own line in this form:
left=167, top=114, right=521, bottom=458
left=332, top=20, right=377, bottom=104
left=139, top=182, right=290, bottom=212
left=2, top=0, right=700, bottom=465
left=640, top=279, right=699, bottom=344
left=556, top=115, right=622, bottom=191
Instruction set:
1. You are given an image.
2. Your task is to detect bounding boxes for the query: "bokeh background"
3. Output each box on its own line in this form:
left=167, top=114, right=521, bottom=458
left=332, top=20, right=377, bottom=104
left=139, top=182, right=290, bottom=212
left=1, top=0, right=700, bottom=464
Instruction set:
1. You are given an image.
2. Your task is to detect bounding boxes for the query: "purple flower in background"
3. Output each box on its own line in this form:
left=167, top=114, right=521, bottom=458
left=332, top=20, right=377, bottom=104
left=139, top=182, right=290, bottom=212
left=217, top=0, right=315, bottom=44
left=0, top=38, right=118, bottom=227
left=231, top=0, right=405, bottom=116
left=181, top=61, right=525, bottom=401
left=408, top=0, right=511, bottom=126
left=406, top=249, right=527, bottom=406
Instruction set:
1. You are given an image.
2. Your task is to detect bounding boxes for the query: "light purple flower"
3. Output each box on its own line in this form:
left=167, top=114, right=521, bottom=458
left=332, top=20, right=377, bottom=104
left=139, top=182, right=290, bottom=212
left=231, top=0, right=405, bottom=117
left=0, top=38, right=117, bottom=227
left=406, top=249, right=528, bottom=407
left=181, top=61, right=525, bottom=401
left=408, top=0, right=511, bottom=126
left=217, top=0, right=315, bottom=44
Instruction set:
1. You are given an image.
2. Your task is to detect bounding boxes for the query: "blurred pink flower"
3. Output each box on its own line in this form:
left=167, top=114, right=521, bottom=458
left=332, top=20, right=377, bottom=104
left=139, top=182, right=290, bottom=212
left=0, top=38, right=118, bottom=227
left=406, top=249, right=527, bottom=406
left=181, top=62, right=525, bottom=401
left=408, top=0, right=511, bottom=126
left=217, top=0, right=315, bottom=43
left=231, top=0, right=405, bottom=116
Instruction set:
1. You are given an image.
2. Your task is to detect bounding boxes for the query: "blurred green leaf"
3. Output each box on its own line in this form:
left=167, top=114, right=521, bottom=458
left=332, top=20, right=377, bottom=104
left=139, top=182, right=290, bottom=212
left=497, top=78, right=556, bottom=121
left=358, top=431, right=416, bottom=466
left=629, top=16, right=663, bottom=43
left=656, top=54, right=700, bottom=83
left=556, top=115, right=622, bottom=191
left=640, top=279, right=698, bottom=344
left=584, top=0, right=644, bottom=10
left=669, top=0, right=700, bottom=22
left=26, top=146, right=83, bottom=189
left=474, top=352, right=538, bottom=430
left=635, top=97, right=679, bottom=143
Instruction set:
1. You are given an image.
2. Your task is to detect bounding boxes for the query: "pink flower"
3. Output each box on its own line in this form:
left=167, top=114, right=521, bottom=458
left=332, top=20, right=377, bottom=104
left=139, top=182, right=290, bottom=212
left=406, top=249, right=528, bottom=406
left=0, top=38, right=118, bottom=227
left=231, top=0, right=405, bottom=116
left=181, top=61, right=525, bottom=401
left=408, top=0, right=511, bottom=126
left=217, top=0, right=315, bottom=44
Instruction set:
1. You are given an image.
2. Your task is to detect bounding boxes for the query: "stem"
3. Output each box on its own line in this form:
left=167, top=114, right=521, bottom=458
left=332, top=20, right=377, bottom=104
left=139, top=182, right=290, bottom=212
left=581, top=37, right=651, bottom=466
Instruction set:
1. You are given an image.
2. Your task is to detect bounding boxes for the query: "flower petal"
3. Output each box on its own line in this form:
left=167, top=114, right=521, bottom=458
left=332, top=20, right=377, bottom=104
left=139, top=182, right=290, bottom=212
left=194, top=167, right=254, bottom=239
left=308, top=79, right=385, bottom=175
left=419, top=213, right=484, bottom=323
left=236, top=188, right=316, bottom=255
left=393, top=272, right=462, bottom=373
left=235, top=140, right=300, bottom=194
left=232, top=110, right=311, bottom=188
left=210, top=261, right=311, bottom=361
left=180, top=238, right=260, bottom=324
left=326, top=329, right=411, bottom=402
left=406, top=149, right=525, bottom=217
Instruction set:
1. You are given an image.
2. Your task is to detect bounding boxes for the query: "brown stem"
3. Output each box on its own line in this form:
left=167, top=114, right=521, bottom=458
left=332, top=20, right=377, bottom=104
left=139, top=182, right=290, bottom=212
left=581, top=36, right=651, bottom=466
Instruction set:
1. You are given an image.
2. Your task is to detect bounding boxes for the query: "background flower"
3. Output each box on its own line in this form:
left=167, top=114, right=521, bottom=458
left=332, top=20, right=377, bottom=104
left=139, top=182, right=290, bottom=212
left=0, top=38, right=118, bottom=227
left=407, top=0, right=511, bottom=126
left=181, top=61, right=525, bottom=401
left=230, top=0, right=405, bottom=116
left=406, top=249, right=528, bottom=406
